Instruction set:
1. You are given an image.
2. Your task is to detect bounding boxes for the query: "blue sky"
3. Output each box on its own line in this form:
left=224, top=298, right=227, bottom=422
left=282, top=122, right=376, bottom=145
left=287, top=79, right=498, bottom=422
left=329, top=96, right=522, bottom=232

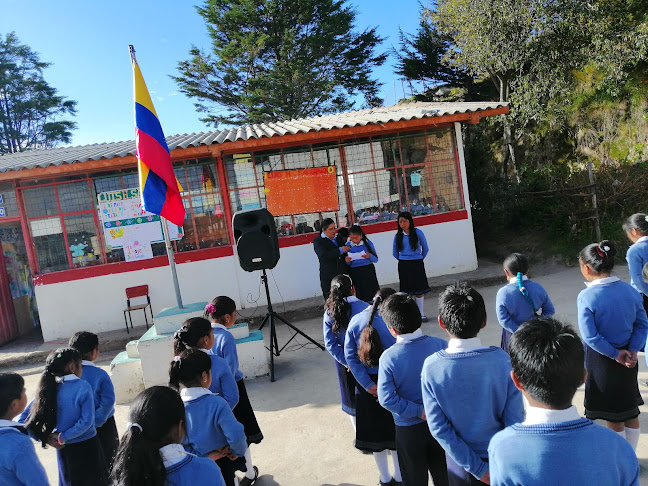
left=1, top=0, right=425, bottom=147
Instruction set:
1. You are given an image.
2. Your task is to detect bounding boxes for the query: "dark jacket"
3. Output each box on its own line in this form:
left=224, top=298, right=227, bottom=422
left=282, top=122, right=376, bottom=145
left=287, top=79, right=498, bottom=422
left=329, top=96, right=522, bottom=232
left=313, top=234, right=347, bottom=298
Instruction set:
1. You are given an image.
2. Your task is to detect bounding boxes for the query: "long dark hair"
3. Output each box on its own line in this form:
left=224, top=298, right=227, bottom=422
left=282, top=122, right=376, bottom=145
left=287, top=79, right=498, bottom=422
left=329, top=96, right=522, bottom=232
left=204, top=296, right=236, bottom=324
left=579, top=240, right=617, bottom=275
left=358, top=288, right=396, bottom=367
left=349, top=224, right=376, bottom=257
left=111, top=386, right=186, bottom=486
left=173, top=317, right=212, bottom=355
left=25, top=347, right=81, bottom=447
left=395, top=211, right=418, bottom=252
left=168, top=348, right=212, bottom=390
left=623, top=213, right=648, bottom=236
left=325, top=274, right=354, bottom=333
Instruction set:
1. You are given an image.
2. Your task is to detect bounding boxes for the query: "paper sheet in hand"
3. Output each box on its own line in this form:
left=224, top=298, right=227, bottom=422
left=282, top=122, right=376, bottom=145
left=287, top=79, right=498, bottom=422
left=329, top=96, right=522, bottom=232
left=348, top=251, right=367, bottom=261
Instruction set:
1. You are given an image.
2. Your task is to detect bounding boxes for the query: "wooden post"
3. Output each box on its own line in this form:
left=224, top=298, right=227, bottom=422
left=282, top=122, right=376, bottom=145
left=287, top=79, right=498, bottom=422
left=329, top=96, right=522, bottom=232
left=587, top=161, right=601, bottom=241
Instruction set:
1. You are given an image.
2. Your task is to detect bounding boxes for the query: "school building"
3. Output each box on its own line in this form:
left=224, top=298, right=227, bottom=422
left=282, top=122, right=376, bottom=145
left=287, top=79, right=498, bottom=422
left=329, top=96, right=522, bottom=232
left=0, top=101, right=507, bottom=343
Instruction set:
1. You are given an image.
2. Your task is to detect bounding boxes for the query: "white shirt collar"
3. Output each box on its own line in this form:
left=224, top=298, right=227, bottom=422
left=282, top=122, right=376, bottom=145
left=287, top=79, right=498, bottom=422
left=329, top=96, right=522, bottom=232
left=523, top=405, right=580, bottom=425
left=637, top=236, right=648, bottom=243
left=344, top=296, right=361, bottom=304
left=446, top=337, right=486, bottom=354
left=159, top=443, right=191, bottom=468
left=55, top=374, right=80, bottom=383
left=81, top=360, right=96, bottom=367
left=198, top=347, right=213, bottom=356
left=508, top=275, right=529, bottom=284
left=179, top=387, right=212, bottom=403
left=0, top=419, right=23, bottom=428
left=585, top=276, right=620, bottom=287
left=211, top=323, right=228, bottom=332
left=396, top=328, right=423, bottom=343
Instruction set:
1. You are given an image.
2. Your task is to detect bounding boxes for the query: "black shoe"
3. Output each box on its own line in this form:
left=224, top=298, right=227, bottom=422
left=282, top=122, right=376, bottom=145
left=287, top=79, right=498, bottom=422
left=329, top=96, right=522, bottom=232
left=239, top=466, right=258, bottom=486
left=421, top=316, right=429, bottom=322
left=390, top=480, right=403, bottom=486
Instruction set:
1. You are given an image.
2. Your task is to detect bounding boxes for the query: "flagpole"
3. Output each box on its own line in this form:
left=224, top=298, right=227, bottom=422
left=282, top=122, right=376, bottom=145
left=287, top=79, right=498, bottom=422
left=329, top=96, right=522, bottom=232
left=162, top=217, right=184, bottom=309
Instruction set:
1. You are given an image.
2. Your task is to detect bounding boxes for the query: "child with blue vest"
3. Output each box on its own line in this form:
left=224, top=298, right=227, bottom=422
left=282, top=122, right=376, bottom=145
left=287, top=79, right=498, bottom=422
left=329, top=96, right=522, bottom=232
left=0, top=372, right=49, bottom=485
left=172, top=317, right=239, bottom=409
left=206, top=296, right=262, bottom=486
left=495, top=253, right=555, bottom=352
left=378, top=293, right=448, bottom=486
left=345, top=288, right=401, bottom=486
left=577, top=240, right=648, bottom=450
left=323, top=274, right=370, bottom=430
left=25, top=347, right=107, bottom=486
left=623, top=213, right=648, bottom=314
left=392, top=211, right=430, bottom=321
left=68, top=331, right=119, bottom=466
left=169, top=349, right=248, bottom=486
left=422, top=283, right=524, bottom=486
left=345, top=224, right=380, bottom=303
left=489, top=318, right=639, bottom=486
left=111, top=386, right=225, bottom=486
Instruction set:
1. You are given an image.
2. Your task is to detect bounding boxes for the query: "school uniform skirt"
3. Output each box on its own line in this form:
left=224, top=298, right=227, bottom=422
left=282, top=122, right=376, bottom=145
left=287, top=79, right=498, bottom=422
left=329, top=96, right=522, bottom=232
left=334, top=360, right=357, bottom=415
left=216, top=455, right=247, bottom=486
left=96, top=415, right=119, bottom=469
left=354, top=374, right=396, bottom=452
left=233, top=379, right=264, bottom=445
left=398, top=259, right=430, bottom=295
left=57, top=435, right=108, bottom=486
left=349, top=264, right=380, bottom=303
left=584, top=345, right=643, bottom=422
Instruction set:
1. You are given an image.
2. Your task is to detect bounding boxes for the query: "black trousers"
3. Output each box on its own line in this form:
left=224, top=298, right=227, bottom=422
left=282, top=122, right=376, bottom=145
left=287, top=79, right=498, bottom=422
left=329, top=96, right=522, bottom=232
left=395, top=422, right=448, bottom=486
left=446, top=453, right=487, bottom=486
left=96, top=416, right=119, bottom=470
left=215, top=455, right=247, bottom=486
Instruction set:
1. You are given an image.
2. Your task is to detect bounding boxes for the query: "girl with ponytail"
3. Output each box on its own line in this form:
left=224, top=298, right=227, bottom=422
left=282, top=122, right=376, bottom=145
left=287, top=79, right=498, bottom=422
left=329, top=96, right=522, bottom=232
left=345, top=224, right=380, bottom=303
left=623, top=213, right=648, bottom=314
left=577, top=240, right=648, bottom=451
left=25, top=347, right=107, bottom=486
left=111, top=386, right=224, bottom=486
left=495, top=253, right=555, bottom=353
left=168, top=349, right=247, bottom=486
left=323, top=274, right=369, bottom=427
left=344, top=288, right=401, bottom=486
left=173, top=317, right=239, bottom=409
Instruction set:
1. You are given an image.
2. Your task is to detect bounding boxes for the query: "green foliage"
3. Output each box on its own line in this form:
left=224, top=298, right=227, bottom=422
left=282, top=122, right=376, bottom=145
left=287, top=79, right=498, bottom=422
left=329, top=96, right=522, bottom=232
left=173, top=0, right=387, bottom=126
left=0, top=32, right=77, bottom=154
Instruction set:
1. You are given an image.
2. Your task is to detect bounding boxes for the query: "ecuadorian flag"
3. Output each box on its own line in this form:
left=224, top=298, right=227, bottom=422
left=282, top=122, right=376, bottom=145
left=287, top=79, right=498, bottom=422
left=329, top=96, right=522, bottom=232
left=130, top=46, right=185, bottom=227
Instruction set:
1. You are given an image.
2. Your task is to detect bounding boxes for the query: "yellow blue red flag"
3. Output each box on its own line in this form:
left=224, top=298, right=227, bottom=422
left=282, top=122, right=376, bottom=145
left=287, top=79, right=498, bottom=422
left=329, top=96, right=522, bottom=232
left=129, top=46, right=185, bottom=227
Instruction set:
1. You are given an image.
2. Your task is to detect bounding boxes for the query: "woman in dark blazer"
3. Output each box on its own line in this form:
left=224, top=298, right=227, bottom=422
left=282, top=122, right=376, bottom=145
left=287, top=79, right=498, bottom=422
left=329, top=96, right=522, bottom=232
left=314, top=218, right=349, bottom=299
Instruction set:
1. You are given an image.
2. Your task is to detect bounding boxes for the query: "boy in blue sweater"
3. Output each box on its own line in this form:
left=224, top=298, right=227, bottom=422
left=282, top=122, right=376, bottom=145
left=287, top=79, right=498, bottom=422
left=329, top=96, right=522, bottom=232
left=69, top=331, right=119, bottom=466
left=489, top=318, right=639, bottom=486
left=378, top=293, right=448, bottom=486
left=0, top=372, right=49, bottom=485
left=421, top=283, right=524, bottom=486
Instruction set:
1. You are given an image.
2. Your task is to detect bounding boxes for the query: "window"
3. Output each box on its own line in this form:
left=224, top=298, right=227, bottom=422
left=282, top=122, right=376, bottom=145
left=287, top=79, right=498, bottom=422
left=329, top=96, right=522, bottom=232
left=0, top=182, right=19, bottom=218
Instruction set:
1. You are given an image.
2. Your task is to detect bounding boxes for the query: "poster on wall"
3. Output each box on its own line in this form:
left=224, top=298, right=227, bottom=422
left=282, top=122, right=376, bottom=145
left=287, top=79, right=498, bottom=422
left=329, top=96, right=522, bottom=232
left=97, top=189, right=184, bottom=255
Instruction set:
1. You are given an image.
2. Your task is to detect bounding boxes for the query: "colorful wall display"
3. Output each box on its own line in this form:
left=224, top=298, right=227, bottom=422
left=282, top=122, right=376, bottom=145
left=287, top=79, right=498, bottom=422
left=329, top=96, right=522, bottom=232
left=264, top=166, right=339, bottom=216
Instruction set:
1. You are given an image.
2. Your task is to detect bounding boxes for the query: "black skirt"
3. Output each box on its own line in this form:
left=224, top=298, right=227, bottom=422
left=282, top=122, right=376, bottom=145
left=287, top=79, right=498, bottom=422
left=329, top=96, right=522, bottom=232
left=398, top=259, right=430, bottom=295
left=233, top=379, right=264, bottom=445
left=216, top=455, right=247, bottom=486
left=500, top=328, right=512, bottom=354
left=57, top=435, right=107, bottom=486
left=354, top=374, right=396, bottom=452
left=96, top=416, right=119, bottom=470
left=584, top=345, right=643, bottom=422
left=334, top=360, right=357, bottom=416
left=349, top=264, right=380, bottom=303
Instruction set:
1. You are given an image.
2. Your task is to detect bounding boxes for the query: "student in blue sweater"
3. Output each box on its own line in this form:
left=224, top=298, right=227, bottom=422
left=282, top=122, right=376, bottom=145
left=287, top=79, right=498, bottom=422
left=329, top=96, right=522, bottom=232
left=172, top=317, right=239, bottom=409
left=378, top=293, right=448, bottom=486
left=345, top=224, right=380, bottom=302
left=111, top=386, right=225, bottom=486
left=25, top=347, right=107, bottom=486
left=206, top=296, right=262, bottom=486
left=169, top=349, right=248, bottom=486
left=495, top=253, right=555, bottom=352
left=68, top=331, right=119, bottom=466
left=392, top=211, right=430, bottom=321
left=489, top=318, right=639, bottom=486
left=0, top=373, right=49, bottom=485
left=345, top=288, right=401, bottom=486
left=577, top=240, right=648, bottom=450
left=421, top=283, right=524, bottom=486
left=623, top=213, right=648, bottom=314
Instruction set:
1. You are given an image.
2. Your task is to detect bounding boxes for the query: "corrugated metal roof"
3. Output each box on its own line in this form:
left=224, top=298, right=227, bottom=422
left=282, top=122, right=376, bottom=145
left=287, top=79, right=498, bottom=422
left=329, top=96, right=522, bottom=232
left=0, top=101, right=507, bottom=173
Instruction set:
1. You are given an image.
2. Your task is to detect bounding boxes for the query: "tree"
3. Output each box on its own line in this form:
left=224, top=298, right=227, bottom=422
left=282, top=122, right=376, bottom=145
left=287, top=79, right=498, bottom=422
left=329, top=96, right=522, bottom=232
left=0, top=32, right=77, bottom=154
left=173, top=0, right=387, bottom=126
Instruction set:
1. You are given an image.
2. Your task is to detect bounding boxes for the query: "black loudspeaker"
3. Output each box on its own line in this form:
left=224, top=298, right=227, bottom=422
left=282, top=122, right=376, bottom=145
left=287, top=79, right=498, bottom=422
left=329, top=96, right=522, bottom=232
left=232, top=208, right=280, bottom=272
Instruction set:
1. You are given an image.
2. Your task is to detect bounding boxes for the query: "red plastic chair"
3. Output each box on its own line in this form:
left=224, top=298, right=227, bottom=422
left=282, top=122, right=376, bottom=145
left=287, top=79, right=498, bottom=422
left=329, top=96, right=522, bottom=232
left=123, top=285, right=152, bottom=333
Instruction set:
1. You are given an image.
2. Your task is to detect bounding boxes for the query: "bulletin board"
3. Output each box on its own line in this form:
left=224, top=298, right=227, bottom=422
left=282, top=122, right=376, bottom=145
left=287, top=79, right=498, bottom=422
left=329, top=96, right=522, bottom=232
left=263, top=166, right=339, bottom=216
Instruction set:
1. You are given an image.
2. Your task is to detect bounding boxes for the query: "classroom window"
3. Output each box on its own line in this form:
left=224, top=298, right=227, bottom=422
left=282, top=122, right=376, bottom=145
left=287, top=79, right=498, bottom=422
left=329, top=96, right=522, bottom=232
left=0, top=182, right=19, bottom=218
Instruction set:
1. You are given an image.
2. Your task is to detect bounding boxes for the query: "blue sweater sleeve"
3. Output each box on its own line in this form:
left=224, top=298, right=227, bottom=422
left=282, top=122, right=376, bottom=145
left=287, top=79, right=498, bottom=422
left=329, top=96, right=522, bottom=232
left=629, top=299, right=648, bottom=352
left=217, top=367, right=240, bottom=410
left=502, top=374, right=525, bottom=426
left=12, top=435, right=50, bottom=485
left=540, top=288, right=555, bottom=317
left=345, top=325, right=374, bottom=391
left=627, top=246, right=648, bottom=295
left=378, top=356, right=423, bottom=420
left=60, top=386, right=95, bottom=443
left=392, top=236, right=399, bottom=260
left=214, top=402, right=247, bottom=458
left=323, top=313, right=346, bottom=366
left=94, top=372, right=116, bottom=427
left=366, top=240, right=379, bottom=263
left=418, top=229, right=429, bottom=259
left=577, top=294, right=618, bottom=359
left=495, top=288, right=518, bottom=334
left=422, top=375, right=489, bottom=479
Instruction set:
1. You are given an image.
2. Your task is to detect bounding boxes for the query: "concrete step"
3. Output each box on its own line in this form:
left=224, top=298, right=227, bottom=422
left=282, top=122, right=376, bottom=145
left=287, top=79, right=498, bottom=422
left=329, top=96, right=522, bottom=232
left=126, top=340, right=139, bottom=358
left=110, top=351, right=145, bottom=404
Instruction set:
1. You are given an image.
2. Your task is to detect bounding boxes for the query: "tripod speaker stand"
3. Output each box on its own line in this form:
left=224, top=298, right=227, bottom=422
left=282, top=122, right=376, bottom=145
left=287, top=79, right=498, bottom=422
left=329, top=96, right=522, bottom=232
left=258, top=269, right=324, bottom=382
